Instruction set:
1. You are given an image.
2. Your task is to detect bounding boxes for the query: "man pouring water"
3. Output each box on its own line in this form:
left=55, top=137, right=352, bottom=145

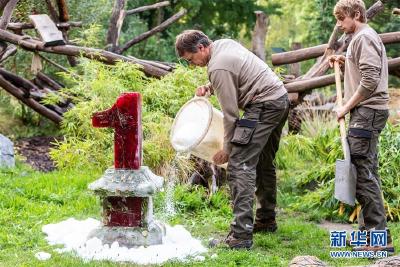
left=175, top=30, right=289, bottom=249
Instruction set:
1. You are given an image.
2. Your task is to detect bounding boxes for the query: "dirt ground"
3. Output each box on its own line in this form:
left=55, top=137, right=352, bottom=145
left=14, top=136, right=62, bottom=172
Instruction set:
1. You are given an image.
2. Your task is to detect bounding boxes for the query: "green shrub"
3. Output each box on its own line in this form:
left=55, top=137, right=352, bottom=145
left=49, top=59, right=209, bottom=175
left=277, top=113, right=400, bottom=222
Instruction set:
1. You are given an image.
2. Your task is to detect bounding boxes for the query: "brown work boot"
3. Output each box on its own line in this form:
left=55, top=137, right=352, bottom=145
left=253, top=220, right=278, bottom=233
left=224, top=232, right=253, bottom=250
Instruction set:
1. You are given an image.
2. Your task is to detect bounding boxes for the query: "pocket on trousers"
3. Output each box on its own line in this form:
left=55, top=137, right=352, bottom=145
left=372, top=110, right=389, bottom=132
left=230, top=119, right=257, bottom=145
left=348, top=128, right=372, bottom=158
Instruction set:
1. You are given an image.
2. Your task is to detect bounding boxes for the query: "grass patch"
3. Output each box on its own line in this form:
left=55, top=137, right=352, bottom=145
left=1, top=161, right=396, bottom=266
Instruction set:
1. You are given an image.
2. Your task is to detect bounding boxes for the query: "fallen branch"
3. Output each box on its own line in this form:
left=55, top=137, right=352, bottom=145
left=126, top=1, right=170, bottom=16
left=117, top=9, right=187, bottom=54
left=0, top=29, right=169, bottom=78
left=393, top=8, right=400, bottom=15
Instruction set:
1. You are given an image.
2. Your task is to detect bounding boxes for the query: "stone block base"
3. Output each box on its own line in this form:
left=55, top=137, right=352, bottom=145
left=87, top=221, right=165, bottom=247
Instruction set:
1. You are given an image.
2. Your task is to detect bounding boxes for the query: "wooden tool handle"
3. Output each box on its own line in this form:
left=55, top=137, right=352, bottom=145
left=334, top=61, right=348, bottom=159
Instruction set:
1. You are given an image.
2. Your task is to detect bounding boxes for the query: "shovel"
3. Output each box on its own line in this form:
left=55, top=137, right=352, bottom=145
left=333, top=60, right=357, bottom=206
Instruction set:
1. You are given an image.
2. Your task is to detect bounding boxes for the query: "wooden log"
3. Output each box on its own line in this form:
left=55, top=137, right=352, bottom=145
left=394, top=8, right=400, bottom=15
left=285, top=57, right=400, bottom=93
left=0, top=44, right=16, bottom=62
left=29, top=14, right=65, bottom=46
left=0, top=29, right=169, bottom=78
left=272, top=32, right=400, bottom=66
left=106, top=0, right=126, bottom=52
left=126, top=1, right=170, bottom=16
left=37, top=72, right=63, bottom=90
left=285, top=74, right=336, bottom=93
left=272, top=44, right=328, bottom=66
left=0, top=68, right=38, bottom=94
left=7, top=21, right=82, bottom=31
left=365, top=0, right=385, bottom=18
left=33, top=77, right=48, bottom=89
left=0, top=74, right=62, bottom=123
left=117, top=9, right=187, bottom=54
left=251, top=11, right=268, bottom=62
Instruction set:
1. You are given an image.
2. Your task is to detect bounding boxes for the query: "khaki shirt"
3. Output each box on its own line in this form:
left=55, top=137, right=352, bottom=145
left=344, top=24, right=389, bottom=110
left=207, top=39, right=287, bottom=153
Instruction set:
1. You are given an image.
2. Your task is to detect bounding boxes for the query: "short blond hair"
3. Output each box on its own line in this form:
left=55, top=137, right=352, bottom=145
left=334, top=0, right=367, bottom=23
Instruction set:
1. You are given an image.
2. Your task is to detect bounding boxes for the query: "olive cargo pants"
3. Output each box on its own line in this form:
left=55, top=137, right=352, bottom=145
left=348, top=106, right=391, bottom=241
left=227, top=94, right=289, bottom=239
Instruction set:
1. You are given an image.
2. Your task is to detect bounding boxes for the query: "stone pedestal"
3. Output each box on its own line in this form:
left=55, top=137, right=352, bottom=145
left=88, top=167, right=165, bottom=247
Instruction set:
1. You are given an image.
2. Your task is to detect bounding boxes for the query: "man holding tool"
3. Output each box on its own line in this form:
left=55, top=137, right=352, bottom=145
left=175, top=30, right=289, bottom=249
left=329, top=0, right=393, bottom=254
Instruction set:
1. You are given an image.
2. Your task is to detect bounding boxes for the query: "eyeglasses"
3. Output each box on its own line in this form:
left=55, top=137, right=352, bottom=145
left=181, top=54, right=194, bottom=64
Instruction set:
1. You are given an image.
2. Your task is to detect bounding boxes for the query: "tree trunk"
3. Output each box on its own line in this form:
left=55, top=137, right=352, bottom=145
left=106, top=0, right=126, bottom=53
left=251, top=11, right=268, bottom=62
left=289, top=42, right=302, bottom=77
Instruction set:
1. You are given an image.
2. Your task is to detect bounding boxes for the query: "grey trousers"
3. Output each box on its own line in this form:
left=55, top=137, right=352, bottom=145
left=227, top=94, right=289, bottom=239
left=348, top=106, right=390, bottom=241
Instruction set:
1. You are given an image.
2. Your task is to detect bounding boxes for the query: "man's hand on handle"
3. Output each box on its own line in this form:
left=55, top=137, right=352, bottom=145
left=328, top=55, right=345, bottom=69
left=195, top=84, right=212, bottom=97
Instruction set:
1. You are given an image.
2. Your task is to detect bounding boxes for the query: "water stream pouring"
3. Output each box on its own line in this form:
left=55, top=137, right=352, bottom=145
left=170, top=97, right=227, bottom=169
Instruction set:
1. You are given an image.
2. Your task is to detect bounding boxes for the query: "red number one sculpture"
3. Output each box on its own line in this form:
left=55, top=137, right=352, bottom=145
left=92, top=92, right=142, bottom=170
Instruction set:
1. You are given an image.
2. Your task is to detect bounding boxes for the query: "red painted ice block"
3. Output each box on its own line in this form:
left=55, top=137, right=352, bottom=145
left=104, top=197, right=143, bottom=227
left=92, top=92, right=142, bottom=169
